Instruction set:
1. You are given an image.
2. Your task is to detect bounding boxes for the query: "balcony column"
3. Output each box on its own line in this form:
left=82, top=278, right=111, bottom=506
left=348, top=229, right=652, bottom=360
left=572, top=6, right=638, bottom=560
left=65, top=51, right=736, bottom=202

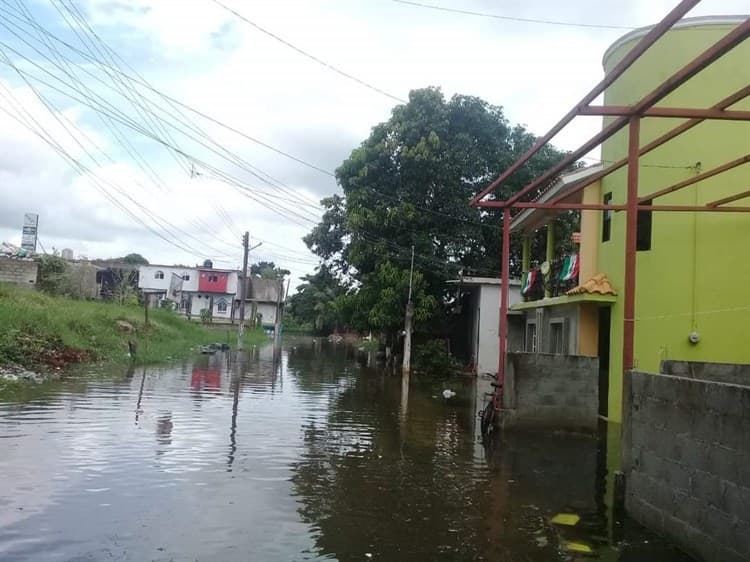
left=521, top=235, right=530, bottom=302
left=545, top=220, right=555, bottom=298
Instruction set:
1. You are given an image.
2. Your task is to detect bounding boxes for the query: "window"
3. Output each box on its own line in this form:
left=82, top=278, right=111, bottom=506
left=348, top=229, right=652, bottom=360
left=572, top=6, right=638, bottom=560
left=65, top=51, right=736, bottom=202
left=216, top=299, right=228, bottom=313
left=208, top=275, right=218, bottom=283
left=182, top=274, right=190, bottom=281
left=154, top=270, right=164, bottom=279
left=602, top=192, right=612, bottom=242
left=637, top=199, right=653, bottom=251
left=525, top=322, right=537, bottom=353
left=549, top=321, right=565, bottom=354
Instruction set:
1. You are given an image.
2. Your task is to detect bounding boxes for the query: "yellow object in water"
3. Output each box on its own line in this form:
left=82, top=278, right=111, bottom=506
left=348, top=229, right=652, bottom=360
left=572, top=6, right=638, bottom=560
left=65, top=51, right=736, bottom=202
left=563, top=541, right=593, bottom=555
left=550, top=513, right=580, bottom=526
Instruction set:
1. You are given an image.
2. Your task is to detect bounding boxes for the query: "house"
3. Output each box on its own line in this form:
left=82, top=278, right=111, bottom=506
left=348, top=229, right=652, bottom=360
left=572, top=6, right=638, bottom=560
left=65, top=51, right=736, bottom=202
left=138, top=264, right=239, bottom=321
left=138, top=264, right=198, bottom=307
left=194, top=267, right=239, bottom=321
left=449, top=277, right=523, bottom=375
left=506, top=15, right=750, bottom=424
left=240, top=278, right=284, bottom=330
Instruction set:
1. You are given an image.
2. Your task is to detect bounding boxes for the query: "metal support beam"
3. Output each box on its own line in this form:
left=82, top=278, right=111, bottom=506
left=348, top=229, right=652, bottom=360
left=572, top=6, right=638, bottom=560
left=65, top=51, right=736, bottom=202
left=547, top=86, right=750, bottom=206
left=623, top=116, right=640, bottom=396
left=485, top=17, right=750, bottom=210
left=580, top=106, right=750, bottom=120
left=479, top=201, right=628, bottom=211
left=707, top=189, right=750, bottom=207
left=468, top=0, right=700, bottom=206
left=497, top=208, right=511, bottom=407
left=639, top=204, right=750, bottom=212
left=640, top=154, right=750, bottom=202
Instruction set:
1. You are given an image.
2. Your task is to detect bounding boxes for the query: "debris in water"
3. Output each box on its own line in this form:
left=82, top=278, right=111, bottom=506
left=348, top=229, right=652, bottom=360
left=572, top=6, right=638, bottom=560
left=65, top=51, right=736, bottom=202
left=563, top=541, right=593, bottom=555
left=551, top=513, right=580, bottom=526
left=534, top=536, right=549, bottom=547
left=442, top=389, right=456, bottom=399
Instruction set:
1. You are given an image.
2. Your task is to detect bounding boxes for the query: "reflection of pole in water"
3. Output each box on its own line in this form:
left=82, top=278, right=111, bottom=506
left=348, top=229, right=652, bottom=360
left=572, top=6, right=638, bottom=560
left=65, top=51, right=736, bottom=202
left=400, top=372, right=410, bottom=425
left=227, top=360, right=241, bottom=471
left=135, top=367, right=147, bottom=424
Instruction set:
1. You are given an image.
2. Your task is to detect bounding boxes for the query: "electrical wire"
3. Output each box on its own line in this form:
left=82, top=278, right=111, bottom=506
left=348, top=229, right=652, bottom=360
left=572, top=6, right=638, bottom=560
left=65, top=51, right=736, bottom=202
left=210, top=0, right=406, bottom=103
left=390, top=0, right=634, bottom=30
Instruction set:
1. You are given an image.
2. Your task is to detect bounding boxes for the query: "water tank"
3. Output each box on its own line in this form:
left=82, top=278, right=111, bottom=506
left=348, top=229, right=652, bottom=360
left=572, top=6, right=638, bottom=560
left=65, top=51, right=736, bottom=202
left=203, top=259, right=213, bottom=269
left=61, top=248, right=74, bottom=260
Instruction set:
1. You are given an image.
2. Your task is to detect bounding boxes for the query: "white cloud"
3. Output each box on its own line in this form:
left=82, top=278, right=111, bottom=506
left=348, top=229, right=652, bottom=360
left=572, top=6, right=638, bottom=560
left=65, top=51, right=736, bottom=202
left=1, top=0, right=747, bottom=286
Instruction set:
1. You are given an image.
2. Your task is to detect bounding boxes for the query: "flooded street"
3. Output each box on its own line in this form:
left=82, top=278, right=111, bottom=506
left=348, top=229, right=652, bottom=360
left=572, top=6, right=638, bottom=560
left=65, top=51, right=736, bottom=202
left=1, top=337, right=692, bottom=562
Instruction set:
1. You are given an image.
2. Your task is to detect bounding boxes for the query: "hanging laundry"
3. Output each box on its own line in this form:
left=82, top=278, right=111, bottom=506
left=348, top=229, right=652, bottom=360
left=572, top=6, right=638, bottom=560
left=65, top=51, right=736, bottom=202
left=559, top=254, right=579, bottom=281
left=521, top=269, right=538, bottom=295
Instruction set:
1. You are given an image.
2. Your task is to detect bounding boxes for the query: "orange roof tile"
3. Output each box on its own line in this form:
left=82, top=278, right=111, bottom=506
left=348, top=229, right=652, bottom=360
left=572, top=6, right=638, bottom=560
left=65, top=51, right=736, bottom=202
left=566, top=274, right=617, bottom=296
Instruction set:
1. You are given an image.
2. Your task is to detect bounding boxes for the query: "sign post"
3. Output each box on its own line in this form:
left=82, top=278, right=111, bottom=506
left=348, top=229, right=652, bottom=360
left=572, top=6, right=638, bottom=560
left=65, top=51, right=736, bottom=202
left=21, top=213, right=38, bottom=254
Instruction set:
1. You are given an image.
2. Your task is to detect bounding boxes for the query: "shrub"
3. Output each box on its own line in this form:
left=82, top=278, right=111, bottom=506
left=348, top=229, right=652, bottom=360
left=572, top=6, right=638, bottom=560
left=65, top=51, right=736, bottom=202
left=413, top=338, right=460, bottom=376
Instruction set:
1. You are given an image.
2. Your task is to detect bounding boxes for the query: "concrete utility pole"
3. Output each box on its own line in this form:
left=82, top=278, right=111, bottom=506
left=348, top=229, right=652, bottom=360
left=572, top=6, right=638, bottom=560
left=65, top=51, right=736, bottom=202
left=237, top=232, right=250, bottom=351
left=402, top=245, right=415, bottom=376
left=237, top=235, right=262, bottom=351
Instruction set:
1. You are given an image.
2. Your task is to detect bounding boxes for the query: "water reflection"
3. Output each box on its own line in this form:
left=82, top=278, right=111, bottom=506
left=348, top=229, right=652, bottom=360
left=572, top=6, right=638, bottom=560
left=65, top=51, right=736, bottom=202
left=0, top=337, right=693, bottom=561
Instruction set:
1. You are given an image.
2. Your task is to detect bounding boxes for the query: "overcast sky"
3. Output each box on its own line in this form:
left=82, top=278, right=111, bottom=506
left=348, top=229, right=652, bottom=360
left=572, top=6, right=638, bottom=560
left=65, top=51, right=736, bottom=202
left=0, top=0, right=747, bottom=287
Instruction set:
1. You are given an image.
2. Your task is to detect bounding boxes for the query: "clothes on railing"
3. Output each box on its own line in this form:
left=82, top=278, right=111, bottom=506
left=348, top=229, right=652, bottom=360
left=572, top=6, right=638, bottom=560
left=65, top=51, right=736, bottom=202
left=522, top=254, right=579, bottom=301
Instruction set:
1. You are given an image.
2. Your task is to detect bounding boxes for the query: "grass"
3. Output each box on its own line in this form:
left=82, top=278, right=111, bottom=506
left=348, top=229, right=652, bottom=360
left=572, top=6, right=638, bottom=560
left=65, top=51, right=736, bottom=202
left=0, top=283, right=267, bottom=371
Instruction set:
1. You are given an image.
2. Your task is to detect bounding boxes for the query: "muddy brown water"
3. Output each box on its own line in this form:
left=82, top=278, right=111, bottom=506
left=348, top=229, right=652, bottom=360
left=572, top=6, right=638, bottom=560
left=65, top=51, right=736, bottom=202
left=0, top=336, right=694, bottom=561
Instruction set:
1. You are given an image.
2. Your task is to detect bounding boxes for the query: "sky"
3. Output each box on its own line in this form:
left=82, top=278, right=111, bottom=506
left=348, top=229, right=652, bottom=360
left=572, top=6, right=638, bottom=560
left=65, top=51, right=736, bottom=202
left=0, top=0, right=747, bottom=287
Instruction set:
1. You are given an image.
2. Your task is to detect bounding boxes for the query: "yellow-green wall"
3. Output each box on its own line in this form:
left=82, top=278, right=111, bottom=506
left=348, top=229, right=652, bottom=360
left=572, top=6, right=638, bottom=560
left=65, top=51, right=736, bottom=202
left=599, top=18, right=750, bottom=422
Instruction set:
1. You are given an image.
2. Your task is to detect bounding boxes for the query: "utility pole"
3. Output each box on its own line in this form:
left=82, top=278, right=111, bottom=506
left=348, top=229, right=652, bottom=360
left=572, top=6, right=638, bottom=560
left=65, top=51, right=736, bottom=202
left=402, top=245, right=415, bottom=376
left=144, top=292, right=150, bottom=327
left=237, top=232, right=250, bottom=351
left=237, top=235, right=262, bottom=351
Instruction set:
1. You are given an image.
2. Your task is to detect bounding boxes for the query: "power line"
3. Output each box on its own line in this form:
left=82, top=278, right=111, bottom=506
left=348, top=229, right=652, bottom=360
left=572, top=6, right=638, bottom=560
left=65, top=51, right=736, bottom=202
left=210, top=0, right=406, bottom=103
left=390, top=0, right=634, bottom=30
left=0, top=2, right=330, bottom=207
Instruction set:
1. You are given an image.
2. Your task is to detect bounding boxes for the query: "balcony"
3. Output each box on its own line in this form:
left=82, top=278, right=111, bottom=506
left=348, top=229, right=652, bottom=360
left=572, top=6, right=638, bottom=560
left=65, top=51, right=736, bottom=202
left=521, top=255, right=580, bottom=302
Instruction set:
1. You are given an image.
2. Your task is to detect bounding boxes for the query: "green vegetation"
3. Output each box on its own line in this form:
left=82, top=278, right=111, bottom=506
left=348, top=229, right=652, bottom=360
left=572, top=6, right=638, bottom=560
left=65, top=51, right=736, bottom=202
left=0, top=284, right=266, bottom=372
left=291, top=87, right=577, bottom=345
left=413, top=339, right=461, bottom=377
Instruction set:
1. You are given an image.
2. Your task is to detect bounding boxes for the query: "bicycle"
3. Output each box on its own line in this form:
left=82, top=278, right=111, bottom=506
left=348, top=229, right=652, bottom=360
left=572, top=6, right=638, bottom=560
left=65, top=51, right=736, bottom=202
left=479, top=381, right=502, bottom=437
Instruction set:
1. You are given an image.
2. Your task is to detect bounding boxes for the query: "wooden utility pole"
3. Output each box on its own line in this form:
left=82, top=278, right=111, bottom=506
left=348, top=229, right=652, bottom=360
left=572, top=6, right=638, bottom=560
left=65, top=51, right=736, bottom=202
left=144, top=292, right=150, bottom=327
left=402, top=245, right=415, bottom=376
left=237, top=232, right=250, bottom=351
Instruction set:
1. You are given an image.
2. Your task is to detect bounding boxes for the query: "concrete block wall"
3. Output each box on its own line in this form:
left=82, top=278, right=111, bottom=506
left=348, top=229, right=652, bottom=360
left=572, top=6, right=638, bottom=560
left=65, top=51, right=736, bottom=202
left=0, top=257, right=38, bottom=287
left=502, top=353, right=599, bottom=431
left=662, top=360, right=750, bottom=387
left=623, top=371, right=750, bottom=562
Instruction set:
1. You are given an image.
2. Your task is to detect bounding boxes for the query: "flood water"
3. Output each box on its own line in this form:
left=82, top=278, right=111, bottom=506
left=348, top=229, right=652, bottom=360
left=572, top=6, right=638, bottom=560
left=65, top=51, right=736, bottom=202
left=1, top=337, right=693, bottom=561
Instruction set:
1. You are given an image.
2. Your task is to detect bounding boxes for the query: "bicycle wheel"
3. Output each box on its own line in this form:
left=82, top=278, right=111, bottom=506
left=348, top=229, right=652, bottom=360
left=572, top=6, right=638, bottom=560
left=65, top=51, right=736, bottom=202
left=480, top=398, right=496, bottom=437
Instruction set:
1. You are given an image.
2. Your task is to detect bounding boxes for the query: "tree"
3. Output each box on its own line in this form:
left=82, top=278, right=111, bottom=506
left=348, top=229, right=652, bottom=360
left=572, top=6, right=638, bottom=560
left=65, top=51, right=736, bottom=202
left=287, top=265, right=350, bottom=334
left=250, top=261, right=290, bottom=280
left=120, top=253, right=149, bottom=265
left=302, top=87, right=575, bottom=339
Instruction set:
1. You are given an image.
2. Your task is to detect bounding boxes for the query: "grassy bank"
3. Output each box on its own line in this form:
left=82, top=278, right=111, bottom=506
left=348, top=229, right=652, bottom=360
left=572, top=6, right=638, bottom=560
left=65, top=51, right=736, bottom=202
left=0, top=284, right=267, bottom=371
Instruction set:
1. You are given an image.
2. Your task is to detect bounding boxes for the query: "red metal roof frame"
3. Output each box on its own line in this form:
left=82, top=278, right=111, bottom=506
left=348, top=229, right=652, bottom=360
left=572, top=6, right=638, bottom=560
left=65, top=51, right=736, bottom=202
left=472, top=1, right=750, bottom=420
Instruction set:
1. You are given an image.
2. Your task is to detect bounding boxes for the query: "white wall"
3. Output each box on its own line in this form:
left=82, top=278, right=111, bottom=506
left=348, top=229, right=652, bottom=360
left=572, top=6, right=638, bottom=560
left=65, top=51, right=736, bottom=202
left=138, top=265, right=199, bottom=292
left=475, top=284, right=522, bottom=375
left=256, top=302, right=278, bottom=327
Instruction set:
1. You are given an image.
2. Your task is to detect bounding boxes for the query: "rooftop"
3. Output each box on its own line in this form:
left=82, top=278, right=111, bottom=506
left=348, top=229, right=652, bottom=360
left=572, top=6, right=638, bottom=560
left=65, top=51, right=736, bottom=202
left=509, top=164, right=603, bottom=234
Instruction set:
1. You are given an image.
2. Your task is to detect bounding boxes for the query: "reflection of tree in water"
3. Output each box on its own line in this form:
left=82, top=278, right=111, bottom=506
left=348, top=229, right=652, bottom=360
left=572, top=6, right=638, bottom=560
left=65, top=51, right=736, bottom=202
left=288, top=343, right=486, bottom=561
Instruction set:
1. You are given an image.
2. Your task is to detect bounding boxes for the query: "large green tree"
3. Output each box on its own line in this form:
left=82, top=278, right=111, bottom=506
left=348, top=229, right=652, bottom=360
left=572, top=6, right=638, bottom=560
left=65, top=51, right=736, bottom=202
left=302, top=87, right=576, bottom=337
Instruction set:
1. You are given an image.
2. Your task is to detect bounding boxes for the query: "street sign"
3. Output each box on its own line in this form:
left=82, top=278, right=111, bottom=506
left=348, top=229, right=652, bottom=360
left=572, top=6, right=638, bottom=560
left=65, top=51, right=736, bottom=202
left=21, top=213, right=38, bottom=253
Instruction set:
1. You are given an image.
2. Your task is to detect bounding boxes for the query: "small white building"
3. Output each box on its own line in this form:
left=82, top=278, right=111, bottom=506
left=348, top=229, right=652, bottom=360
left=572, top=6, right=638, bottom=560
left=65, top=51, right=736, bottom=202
left=241, top=278, right=284, bottom=329
left=450, top=277, right=523, bottom=376
left=138, top=265, right=198, bottom=301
